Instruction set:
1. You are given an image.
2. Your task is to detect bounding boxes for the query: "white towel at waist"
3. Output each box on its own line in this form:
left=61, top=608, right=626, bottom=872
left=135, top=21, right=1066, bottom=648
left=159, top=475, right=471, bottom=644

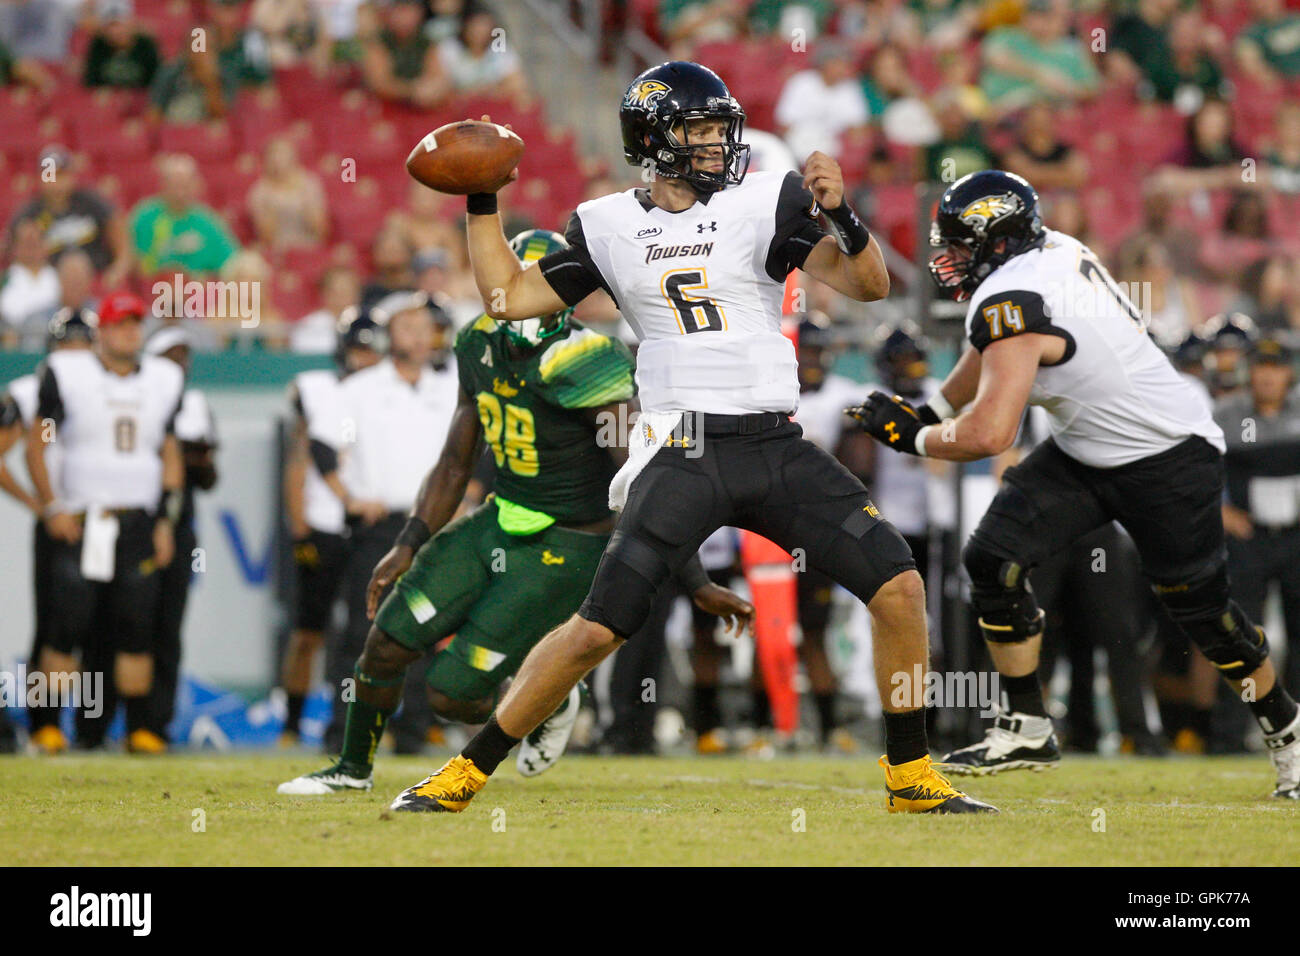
left=607, top=411, right=683, bottom=512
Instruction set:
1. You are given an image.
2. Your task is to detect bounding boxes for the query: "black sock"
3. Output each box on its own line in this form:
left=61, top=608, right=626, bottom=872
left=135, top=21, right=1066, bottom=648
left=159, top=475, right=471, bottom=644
left=814, top=692, right=838, bottom=742
left=693, top=685, right=720, bottom=734
left=884, top=708, right=928, bottom=766
left=125, top=696, right=150, bottom=734
left=286, top=692, right=305, bottom=734
left=751, top=688, right=771, bottom=730
left=1248, top=684, right=1299, bottom=736
left=1159, top=700, right=1191, bottom=736
left=27, top=704, right=56, bottom=731
left=462, top=715, right=520, bottom=776
left=1003, top=672, right=1047, bottom=717
left=1190, top=706, right=1213, bottom=740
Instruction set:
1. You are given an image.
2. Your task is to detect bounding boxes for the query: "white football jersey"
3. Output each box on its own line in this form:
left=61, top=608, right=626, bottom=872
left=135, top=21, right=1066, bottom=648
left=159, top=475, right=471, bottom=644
left=38, top=350, right=184, bottom=510
left=6, top=372, right=65, bottom=501
left=545, top=170, right=828, bottom=415
left=174, top=389, right=218, bottom=446
left=292, top=369, right=346, bottom=534
left=792, top=373, right=861, bottom=451
left=965, top=229, right=1224, bottom=468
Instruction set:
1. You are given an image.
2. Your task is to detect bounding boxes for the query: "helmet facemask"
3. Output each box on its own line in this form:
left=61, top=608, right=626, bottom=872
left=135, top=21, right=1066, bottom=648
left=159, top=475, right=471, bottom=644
left=928, top=231, right=987, bottom=302
left=653, top=109, right=751, bottom=193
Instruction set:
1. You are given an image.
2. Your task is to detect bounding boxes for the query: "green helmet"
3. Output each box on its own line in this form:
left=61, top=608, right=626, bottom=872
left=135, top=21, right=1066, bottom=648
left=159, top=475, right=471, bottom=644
left=503, top=229, right=575, bottom=348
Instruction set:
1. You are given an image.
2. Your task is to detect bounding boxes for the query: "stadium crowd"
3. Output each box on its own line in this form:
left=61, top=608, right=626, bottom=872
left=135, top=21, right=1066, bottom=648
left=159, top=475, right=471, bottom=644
left=2, top=0, right=1300, bottom=759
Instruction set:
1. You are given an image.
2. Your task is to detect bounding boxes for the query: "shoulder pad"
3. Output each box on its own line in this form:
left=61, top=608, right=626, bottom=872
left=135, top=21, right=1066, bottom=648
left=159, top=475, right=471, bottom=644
left=968, top=289, right=1052, bottom=352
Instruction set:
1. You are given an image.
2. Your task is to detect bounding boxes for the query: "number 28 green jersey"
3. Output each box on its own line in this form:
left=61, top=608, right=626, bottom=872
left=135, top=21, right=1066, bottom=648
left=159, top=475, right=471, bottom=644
left=455, top=316, right=636, bottom=530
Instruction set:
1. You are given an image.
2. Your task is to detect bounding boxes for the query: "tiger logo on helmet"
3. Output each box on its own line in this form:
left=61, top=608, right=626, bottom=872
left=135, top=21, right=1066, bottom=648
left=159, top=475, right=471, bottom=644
left=624, top=79, right=671, bottom=110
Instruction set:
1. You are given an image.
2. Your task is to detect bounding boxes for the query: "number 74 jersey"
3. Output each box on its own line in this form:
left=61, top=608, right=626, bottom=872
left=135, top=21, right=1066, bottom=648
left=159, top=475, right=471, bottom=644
left=963, top=228, right=1224, bottom=467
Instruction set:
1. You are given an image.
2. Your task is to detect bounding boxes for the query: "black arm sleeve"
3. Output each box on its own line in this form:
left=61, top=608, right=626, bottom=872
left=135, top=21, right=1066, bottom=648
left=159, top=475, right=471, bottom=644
left=309, top=438, right=339, bottom=476
left=35, top=363, right=64, bottom=425
left=537, top=212, right=612, bottom=307
left=764, top=170, right=828, bottom=282
left=968, top=289, right=1075, bottom=363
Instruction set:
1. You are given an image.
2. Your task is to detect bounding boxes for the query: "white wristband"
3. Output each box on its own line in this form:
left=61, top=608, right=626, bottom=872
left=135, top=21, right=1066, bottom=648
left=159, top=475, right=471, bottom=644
left=926, top=392, right=955, bottom=422
left=914, top=425, right=932, bottom=457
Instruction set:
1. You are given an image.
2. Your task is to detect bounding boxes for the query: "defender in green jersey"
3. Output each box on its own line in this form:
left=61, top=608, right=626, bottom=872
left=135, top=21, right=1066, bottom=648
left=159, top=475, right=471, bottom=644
left=279, top=230, right=753, bottom=795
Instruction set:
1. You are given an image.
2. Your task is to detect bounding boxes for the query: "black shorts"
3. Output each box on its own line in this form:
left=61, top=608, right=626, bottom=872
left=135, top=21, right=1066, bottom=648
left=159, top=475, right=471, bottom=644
left=293, top=528, right=349, bottom=632
left=581, top=413, right=916, bottom=639
left=30, top=519, right=55, bottom=658
left=969, top=436, right=1226, bottom=586
left=47, top=508, right=161, bottom=656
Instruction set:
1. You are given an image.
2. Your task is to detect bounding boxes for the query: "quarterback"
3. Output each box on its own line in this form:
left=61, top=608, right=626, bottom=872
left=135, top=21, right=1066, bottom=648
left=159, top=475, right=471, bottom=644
left=279, top=230, right=753, bottom=795
left=853, top=170, right=1300, bottom=798
left=391, top=61, right=996, bottom=814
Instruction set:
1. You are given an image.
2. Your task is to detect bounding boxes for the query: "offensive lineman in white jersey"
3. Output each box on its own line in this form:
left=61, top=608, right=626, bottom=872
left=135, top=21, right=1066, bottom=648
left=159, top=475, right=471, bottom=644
left=852, top=170, right=1300, bottom=798
left=393, top=60, right=995, bottom=814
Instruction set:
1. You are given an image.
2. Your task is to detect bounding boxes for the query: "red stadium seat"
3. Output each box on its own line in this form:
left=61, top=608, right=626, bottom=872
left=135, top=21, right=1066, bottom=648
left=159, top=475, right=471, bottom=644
left=71, top=116, right=155, bottom=165
left=329, top=179, right=389, bottom=248
left=161, top=122, right=236, bottom=163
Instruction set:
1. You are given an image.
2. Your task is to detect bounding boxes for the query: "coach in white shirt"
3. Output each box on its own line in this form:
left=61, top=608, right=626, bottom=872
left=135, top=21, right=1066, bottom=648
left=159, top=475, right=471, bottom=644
left=308, top=292, right=459, bottom=751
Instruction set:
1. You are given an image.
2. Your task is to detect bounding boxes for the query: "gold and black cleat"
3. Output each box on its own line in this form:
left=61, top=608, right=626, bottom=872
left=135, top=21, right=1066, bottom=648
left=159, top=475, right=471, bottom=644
left=390, top=755, right=489, bottom=812
left=880, top=755, right=999, bottom=814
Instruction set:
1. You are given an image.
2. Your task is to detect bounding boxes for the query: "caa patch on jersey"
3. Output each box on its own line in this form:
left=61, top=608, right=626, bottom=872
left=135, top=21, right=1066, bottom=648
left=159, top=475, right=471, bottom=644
left=967, top=289, right=1054, bottom=352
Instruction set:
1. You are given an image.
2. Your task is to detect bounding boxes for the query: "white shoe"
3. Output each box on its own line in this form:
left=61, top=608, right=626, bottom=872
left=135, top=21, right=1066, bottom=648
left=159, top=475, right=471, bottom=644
left=277, top=763, right=373, bottom=795
left=1266, top=714, right=1300, bottom=799
left=938, top=709, right=1060, bottom=776
left=517, top=685, right=580, bottom=778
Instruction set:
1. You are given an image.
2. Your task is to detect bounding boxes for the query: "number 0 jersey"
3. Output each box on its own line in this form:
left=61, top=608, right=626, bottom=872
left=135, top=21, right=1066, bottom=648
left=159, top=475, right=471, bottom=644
left=538, top=170, right=828, bottom=416
left=36, top=350, right=184, bottom=510
left=455, top=316, right=635, bottom=526
left=964, top=229, right=1224, bottom=468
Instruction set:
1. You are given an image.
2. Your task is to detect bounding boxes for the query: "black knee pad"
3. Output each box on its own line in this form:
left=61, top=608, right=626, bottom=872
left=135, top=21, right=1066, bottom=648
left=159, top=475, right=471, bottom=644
left=578, top=531, right=673, bottom=639
left=1156, top=567, right=1268, bottom=679
left=963, top=540, right=1045, bottom=644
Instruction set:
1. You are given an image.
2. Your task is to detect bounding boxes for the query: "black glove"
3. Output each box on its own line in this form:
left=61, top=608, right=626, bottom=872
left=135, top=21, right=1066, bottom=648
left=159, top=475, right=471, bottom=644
left=845, top=391, right=926, bottom=455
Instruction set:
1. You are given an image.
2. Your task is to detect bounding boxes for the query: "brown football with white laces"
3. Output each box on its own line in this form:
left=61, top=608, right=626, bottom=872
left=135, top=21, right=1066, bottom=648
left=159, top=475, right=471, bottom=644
left=405, top=120, right=524, bottom=195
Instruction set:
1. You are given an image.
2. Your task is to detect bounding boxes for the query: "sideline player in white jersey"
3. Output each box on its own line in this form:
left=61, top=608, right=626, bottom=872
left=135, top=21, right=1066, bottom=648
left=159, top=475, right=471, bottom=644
left=852, top=170, right=1300, bottom=798
left=276, top=306, right=385, bottom=745
left=0, top=308, right=96, bottom=753
left=25, top=291, right=185, bottom=753
left=393, top=60, right=996, bottom=814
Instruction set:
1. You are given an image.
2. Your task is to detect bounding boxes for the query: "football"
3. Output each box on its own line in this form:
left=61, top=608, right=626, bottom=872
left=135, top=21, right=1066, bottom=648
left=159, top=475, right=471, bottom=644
left=405, top=119, right=525, bottom=195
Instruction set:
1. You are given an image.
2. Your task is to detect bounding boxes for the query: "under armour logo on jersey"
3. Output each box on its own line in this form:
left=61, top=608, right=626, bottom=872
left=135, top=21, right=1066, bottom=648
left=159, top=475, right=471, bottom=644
left=697, top=222, right=717, bottom=233
left=481, top=345, right=492, bottom=366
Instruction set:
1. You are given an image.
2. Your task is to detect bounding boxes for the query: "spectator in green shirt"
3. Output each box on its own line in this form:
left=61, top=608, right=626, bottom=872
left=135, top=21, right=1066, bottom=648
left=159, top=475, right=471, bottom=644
left=1110, top=1, right=1226, bottom=110
left=921, top=87, right=996, bottom=183
left=130, top=154, right=238, bottom=278
left=659, top=0, right=745, bottom=52
left=0, top=32, right=54, bottom=93
left=980, top=0, right=1099, bottom=113
left=1236, top=0, right=1300, bottom=86
left=84, top=0, right=161, bottom=89
left=748, top=0, right=834, bottom=38
left=361, top=0, right=449, bottom=108
left=207, top=0, right=272, bottom=87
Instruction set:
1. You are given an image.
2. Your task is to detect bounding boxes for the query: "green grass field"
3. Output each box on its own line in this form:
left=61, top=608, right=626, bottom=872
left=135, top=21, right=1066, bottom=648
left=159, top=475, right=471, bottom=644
left=3, top=753, right=1295, bottom=865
